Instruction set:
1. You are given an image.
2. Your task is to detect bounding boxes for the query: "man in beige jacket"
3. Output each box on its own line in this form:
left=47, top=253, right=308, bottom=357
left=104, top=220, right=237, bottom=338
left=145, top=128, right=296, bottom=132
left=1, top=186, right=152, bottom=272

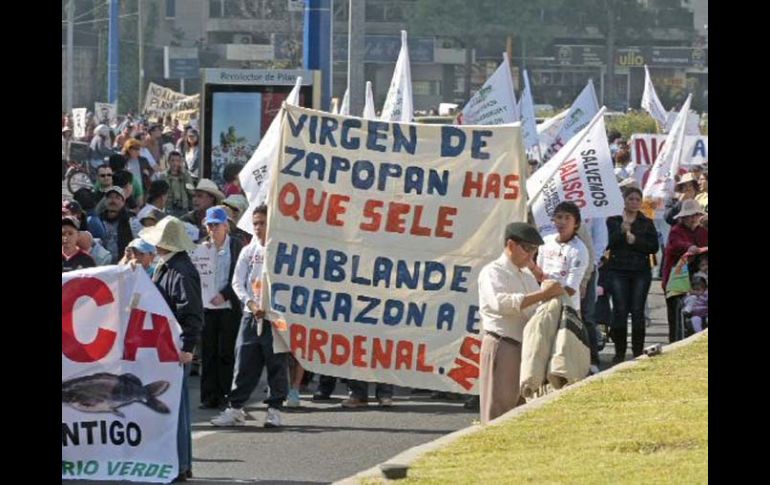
left=477, top=222, right=564, bottom=424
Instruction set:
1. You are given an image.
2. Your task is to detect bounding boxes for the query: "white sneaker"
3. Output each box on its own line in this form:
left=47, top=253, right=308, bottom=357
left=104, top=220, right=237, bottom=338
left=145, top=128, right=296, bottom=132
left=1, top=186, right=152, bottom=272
left=264, top=407, right=282, bottom=428
left=286, top=388, right=301, bottom=408
left=210, top=407, right=246, bottom=427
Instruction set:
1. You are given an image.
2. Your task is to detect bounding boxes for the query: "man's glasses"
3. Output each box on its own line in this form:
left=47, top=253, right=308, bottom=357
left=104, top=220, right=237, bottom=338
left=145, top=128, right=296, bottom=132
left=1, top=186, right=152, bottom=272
left=519, top=242, right=538, bottom=253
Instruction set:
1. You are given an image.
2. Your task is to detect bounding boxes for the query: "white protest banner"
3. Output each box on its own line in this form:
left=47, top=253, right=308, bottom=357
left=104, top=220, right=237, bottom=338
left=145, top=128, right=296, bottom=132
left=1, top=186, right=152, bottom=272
left=363, top=81, right=376, bottom=119
left=380, top=30, right=414, bottom=122
left=643, top=94, right=693, bottom=200
left=62, top=266, right=182, bottom=483
left=541, top=80, right=600, bottom=163
left=72, top=108, right=87, bottom=139
left=237, top=77, right=303, bottom=234
left=339, top=89, right=350, bottom=116
left=143, top=82, right=200, bottom=124
left=264, top=104, right=528, bottom=394
left=664, top=109, right=701, bottom=135
left=459, top=53, right=519, bottom=125
left=95, top=102, right=118, bottom=126
left=537, top=108, right=568, bottom=160
left=630, top=134, right=708, bottom=167
left=190, top=243, right=227, bottom=309
left=527, top=107, right=623, bottom=236
left=641, top=65, right=668, bottom=129
left=519, top=69, right=541, bottom=154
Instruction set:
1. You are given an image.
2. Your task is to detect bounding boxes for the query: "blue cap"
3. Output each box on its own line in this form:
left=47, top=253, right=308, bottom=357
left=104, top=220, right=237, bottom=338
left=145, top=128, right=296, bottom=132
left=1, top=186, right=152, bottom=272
left=205, top=206, right=228, bottom=225
left=128, top=238, right=156, bottom=254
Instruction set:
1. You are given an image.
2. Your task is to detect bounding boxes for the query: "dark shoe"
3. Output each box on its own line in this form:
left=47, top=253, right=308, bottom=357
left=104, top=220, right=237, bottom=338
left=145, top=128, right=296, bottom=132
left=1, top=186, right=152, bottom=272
left=198, top=400, right=220, bottom=409
left=186, top=470, right=193, bottom=479
left=312, top=392, right=333, bottom=402
left=612, top=354, right=625, bottom=365
left=172, top=472, right=187, bottom=482
left=341, top=397, right=368, bottom=408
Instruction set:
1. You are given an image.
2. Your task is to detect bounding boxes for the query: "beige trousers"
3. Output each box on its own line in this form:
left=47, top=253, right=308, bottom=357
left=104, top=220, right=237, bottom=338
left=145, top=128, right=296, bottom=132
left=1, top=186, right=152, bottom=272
left=479, top=333, right=522, bottom=424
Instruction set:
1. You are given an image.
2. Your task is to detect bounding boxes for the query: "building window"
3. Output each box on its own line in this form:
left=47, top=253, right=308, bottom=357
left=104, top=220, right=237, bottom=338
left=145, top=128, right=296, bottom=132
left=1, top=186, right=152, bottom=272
left=413, top=81, right=441, bottom=96
left=165, top=0, right=176, bottom=19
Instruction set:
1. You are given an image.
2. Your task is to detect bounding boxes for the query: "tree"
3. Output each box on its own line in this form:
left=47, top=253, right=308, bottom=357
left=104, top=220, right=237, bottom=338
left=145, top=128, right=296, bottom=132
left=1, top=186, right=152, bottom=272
left=408, top=0, right=565, bottom=101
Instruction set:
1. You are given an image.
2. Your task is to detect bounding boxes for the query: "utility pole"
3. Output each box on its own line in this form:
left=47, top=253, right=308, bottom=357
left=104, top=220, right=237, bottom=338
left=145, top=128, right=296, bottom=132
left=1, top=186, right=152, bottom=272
left=66, top=0, right=74, bottom=112
left=108, top=0, right=119, bottom=107
left=347, top=0, right=364, bottom=116
left=138, top=0, right=145, bottom=113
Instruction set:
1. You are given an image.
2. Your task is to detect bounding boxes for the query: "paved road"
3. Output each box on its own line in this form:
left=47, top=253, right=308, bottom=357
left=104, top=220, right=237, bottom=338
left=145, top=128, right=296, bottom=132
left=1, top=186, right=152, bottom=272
left=66, top=285, right=671, bottom=484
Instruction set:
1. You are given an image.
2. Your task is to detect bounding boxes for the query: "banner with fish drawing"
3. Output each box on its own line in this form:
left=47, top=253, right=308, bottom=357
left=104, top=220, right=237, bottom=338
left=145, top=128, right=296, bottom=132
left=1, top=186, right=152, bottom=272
left=62, top=265, right=183, bottom=483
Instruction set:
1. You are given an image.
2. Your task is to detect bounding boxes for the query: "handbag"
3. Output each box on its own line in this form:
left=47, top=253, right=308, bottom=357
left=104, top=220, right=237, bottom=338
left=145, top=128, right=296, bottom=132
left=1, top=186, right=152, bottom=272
left=666, top=255, right=691, bottom=297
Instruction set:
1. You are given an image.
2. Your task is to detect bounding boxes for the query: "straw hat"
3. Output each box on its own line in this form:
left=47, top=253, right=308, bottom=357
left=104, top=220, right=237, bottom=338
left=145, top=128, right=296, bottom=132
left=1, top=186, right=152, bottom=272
left=139, top=216, right=197, bottom=252
left=223, top=194, right=248, bottom=216
left=674, top=199, right=705, bottom=219
left=194, top=179, right=225, bottom=203
left=676, top=172, right=698, bottom=188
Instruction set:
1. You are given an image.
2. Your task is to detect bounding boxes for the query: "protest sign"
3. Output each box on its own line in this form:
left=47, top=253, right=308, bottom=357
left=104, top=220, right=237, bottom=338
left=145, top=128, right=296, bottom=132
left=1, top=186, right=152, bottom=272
left=519, top=69, right=541, bottom=155
left=264, top=104, right=528, bottom=393
left=641, top=65, right=667, bottom=128
left=541, top=80, right=599, bottom=163
left=190, top=243, right=227, bottom=310
left=643, top=95, right=693, bottom=200
left=363, top=81, right=376, bottom=119
left=143, top=82, right=200, bottom=124
left=72, top=108, right=87, bottom=139
left=62, top=266, right=182, bottom=483
left=537, top=108, right=568, bottom=160
left=95, top=102, right=117, bottom=126
left=630, top=134, right=708, bottom=167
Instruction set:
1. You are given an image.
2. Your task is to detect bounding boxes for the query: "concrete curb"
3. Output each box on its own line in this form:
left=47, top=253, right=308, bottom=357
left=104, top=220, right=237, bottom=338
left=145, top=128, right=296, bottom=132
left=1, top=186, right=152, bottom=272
left=334, top=329, right=707, bottom=484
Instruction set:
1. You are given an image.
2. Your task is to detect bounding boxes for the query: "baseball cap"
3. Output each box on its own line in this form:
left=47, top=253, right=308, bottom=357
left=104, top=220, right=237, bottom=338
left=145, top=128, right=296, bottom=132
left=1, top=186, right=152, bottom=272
left=128, top=238, right=156, bottom=254
left=205, top=206, right=228, bottom=225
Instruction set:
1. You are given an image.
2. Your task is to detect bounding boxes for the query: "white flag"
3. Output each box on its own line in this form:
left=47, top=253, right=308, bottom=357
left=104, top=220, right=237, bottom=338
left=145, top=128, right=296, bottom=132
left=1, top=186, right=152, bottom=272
left=541, top=80, right=600, bottom=163
left=72, top=108, right=87, bottom=139
left=664, top=109, right=701, bottom=135
left=641, top=65, right=668, bottom=128
left=527, top=107, right=623, bottom=235
left=380, top=30, right=413, bottom=122
left=363, top=81, right=376, bottom=119
left=643, top=94, right=693, bottom=200
left=519, top=69, right=540, bottom=152
left=537, top=108, right=567, bottom=162
left=237, top=77, right=303, bottom=234
left=460, top=53, right=519, bottom=125
left=339, top=89, right=350, bottom=116
left=330, top=97, right=340, bottom=115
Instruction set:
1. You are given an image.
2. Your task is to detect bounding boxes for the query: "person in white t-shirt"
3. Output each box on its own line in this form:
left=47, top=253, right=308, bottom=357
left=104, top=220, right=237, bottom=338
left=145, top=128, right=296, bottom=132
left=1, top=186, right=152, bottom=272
left=532, top=201, right=590, bottom=310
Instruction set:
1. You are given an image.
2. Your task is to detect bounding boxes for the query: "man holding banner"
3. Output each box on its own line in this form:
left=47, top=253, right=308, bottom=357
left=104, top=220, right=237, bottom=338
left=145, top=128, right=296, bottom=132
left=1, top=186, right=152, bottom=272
left=478, top=222, right=564, bottom=424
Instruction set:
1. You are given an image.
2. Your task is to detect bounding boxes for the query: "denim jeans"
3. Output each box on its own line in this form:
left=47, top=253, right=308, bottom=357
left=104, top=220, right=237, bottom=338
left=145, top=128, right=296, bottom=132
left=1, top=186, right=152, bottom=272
left=606, top=269, right=652, bottom=357
left=177, top=363, right=192, bottom=475
left=347, top=380, right=393, bottom=400
left=579, top=268, right=600, bottom=365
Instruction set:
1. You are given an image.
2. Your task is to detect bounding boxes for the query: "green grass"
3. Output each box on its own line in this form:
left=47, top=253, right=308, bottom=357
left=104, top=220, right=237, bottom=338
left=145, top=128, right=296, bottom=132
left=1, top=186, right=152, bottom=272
left=399, top=334, right=708, bottom=485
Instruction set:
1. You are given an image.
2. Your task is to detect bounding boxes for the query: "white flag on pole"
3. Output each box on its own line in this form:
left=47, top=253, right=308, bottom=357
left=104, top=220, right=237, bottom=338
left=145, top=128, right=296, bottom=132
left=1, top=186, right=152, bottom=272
left=643, top=94, right=693, bottom=200
left=459, top=53, right=519, bottom=125
left=537, top=108, right=568, bottom=158
left=526, top=107, right=623, bottom=235
left=237, top=77, right=303, bottom=234
left=380, top=30, right=414, bottom=122
left=363, top=81, right=376, bottom=119
left=664, top=109, right=701, bottom=135
left=519, top=69, right=540, bottom=152
left=339, top=89, right=350, bottom=116
left=641, top=65, right=668, bottom=128
left=541, top=80, right=600, bottom=163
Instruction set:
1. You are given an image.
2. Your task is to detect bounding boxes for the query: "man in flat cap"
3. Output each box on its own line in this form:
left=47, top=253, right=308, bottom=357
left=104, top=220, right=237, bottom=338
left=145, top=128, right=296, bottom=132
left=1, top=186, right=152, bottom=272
left=477, top=222, right=565, bottom=424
